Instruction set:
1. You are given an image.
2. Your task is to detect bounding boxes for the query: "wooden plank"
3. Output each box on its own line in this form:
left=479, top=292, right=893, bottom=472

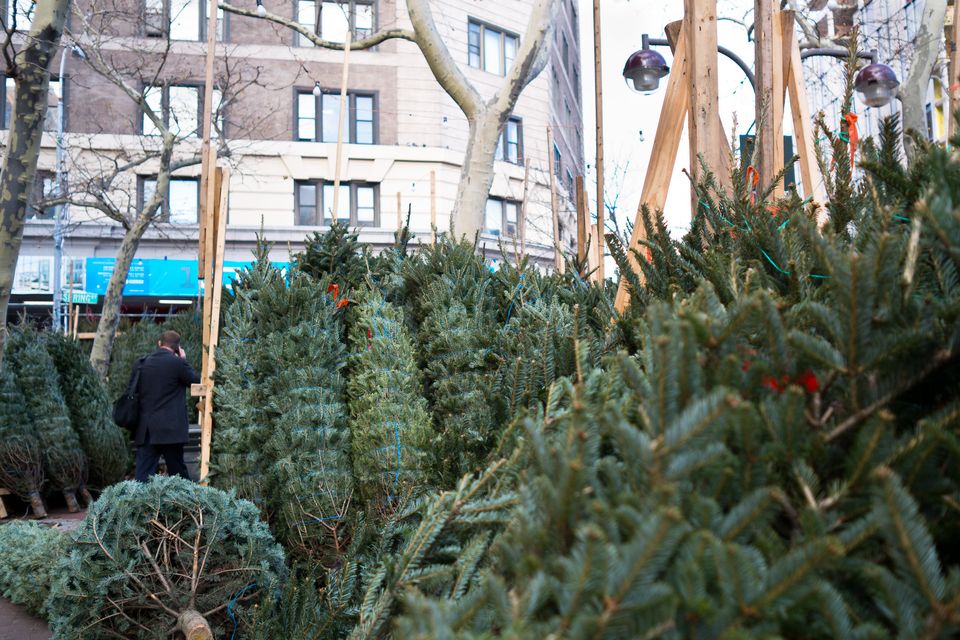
left=546, top=125, right=563, bottom=273
left=950, top=0, right=960, bottom=140
left=190, top=383, right=209, bottom=398
left=200, top=155, right=221, bottom=382
left=592, top=0, right=605, bottom=281
left=430, top=170, right=437, bottom=243
left=199, top=167, right=230, bottom=484
left=331, top=29, right=352, bottom=219
left=575, top=175, right=587, bottom=265
left=71, top=306, right=79, bottom=339
left=755, top=0, right=785, bottom=198
left=0, top=488, right=7, bottom=519
left=519, top=162, right=529, bottom=258
left=584, top=178, right=601, bottom=281
left=781, top=10, right=827, bottom=214
left=198, top=0, right=219, bottom=277
left=613, top=23, right=690, bottom=314
left=684, top=0, right=726, bottom=208
left=396, top=191, right=402, bottom=230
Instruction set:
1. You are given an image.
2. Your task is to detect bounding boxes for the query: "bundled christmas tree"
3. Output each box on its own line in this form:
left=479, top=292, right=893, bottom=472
left=347, top=287, right=433, bottom=506
left=0, top=521, right=66, bottom=615
left=45, top=332, right=129, bottom=488
left=293, top=220, right=368, bottom=293
left=0, top=364, right=45, bottom=516
left=5, top=326, right=89, bottom=510
left=43, top=476, right=286, bottom=640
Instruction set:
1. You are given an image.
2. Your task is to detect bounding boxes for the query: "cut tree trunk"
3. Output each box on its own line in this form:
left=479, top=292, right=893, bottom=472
left=177, top=609, right=213, bottom=640
left=0, top=0, right=71, bottom=364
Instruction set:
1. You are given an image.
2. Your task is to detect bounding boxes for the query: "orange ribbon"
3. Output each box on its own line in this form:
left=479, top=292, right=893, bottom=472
left=745, top=165, right=759, bottom=205
left=327, top=283, right=339, bottom=300
left=845, top=112, right=859, bottom=168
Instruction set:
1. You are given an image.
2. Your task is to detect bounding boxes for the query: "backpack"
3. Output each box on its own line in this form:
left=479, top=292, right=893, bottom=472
left=112, top=356, right=146, bottom=432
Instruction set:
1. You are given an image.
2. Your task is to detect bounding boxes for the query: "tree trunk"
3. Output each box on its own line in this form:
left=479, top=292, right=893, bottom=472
left=177, top=609, right=213, bottom=640
left=0, top=0, right=71, bottom=365
left=898, top=0, right=947, bottom=159
left=89, top=216, right=152, bottom=380
left=451, top=109, right=508, bottom=238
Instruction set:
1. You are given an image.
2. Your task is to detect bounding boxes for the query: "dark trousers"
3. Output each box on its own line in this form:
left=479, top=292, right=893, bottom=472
left=135, top=433, right=191, bottom=482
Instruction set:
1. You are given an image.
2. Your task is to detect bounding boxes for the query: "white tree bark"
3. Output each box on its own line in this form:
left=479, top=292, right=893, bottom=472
left=898, top=0, right=947, bottom=157
left=0, top=0, right=71, bottom=365
left=221, top=0, right=560, bottom=239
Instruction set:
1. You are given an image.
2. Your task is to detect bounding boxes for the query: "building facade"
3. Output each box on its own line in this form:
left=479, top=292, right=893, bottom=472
left=8, top=0, right=584, bottom=312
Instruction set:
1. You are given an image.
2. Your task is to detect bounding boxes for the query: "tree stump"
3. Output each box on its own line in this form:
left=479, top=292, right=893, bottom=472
left=177, top=609, right=213, bottom=640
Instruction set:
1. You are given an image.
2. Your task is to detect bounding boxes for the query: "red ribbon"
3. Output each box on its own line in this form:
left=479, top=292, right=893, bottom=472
left=327, top=283, right=339, bottom=300
left=745, top=165, right=759, bottom=205
left=845, top=112, right=859, bottom=168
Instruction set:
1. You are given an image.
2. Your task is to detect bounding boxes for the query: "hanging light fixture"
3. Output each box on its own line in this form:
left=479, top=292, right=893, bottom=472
left=256, top=0, right=267, bottom=17
left=853, top=63, right=899, bottom=108
left=312, top=82, right=322, bottom=97
left=622, top=35, right=669, bottom=93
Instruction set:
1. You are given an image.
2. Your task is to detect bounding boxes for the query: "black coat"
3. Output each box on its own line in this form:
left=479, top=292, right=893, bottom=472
left=132, top=348, right=201, bottom=446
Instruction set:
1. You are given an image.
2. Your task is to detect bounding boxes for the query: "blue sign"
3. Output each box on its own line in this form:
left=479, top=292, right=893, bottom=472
left=85, top=257, right=290, bottom=297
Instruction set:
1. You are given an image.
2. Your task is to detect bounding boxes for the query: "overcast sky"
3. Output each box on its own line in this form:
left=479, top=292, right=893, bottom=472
left=577, top=0, right=762, bottom=239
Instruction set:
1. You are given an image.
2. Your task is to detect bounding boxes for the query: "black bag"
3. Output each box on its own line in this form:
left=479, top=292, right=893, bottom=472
left=112, top=356, right=145, bottom=432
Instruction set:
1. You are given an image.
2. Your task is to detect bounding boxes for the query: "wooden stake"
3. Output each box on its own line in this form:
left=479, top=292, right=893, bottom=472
left=546, top=125, right=563, bottom=272
left=575, top=175, right=587, bottom=265
left=396, top=191, right=402, bottom=230
left=683, top=0, right=725, bottom=208
left=781, top=11, right=826, bottom=210
left=519, top=162, right=529, bottom=258
left=200, top=151, right=220, bottom=377
left=613, top=23, right=691, bottom=314
left=950, top=0, right=960, bottom=141
left=198, top=0, right=219, bottom=278
left=331, top=29, right=352, bottom=220
left=755, top=0, right=785, bottom=198
left=430, top=170, right=437, bottom=243
left=71, top=305, right=78, bottom=339
left=199, top=167, right=230, bottom=484
left=592, top=0, right=605, bottom=281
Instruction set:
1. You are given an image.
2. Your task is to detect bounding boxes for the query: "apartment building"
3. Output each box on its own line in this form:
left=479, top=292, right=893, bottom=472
left=9, top=0, right=584, bottom=309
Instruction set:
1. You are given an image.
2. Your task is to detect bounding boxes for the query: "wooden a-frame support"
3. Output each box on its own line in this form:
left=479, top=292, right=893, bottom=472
left=613, top=6, right=825, bottom=314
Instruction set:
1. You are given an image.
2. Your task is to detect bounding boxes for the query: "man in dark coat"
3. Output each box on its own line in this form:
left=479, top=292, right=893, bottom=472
left=132, top=329, right=201, bottom=482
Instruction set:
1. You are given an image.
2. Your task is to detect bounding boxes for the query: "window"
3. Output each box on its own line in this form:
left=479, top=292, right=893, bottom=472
left=565, top=168, right=573, bottom=194
left=139, top=176, right=200, bottom=223
left=296, top=89, right=376, bottom=143
left=485, top=197, right=518, bottom=237
left=4, top=0, right=33, bottom=30
left=562, top=34, right=569, bottom=72
left=2, top=77, right=61, bottom=131
left=573, top=68, right=580, bottom=101
left=295, top=180, right=379, bottom=226
left=495, top=117, right=523, bottom=165
left=27, top=171, right=59, bottom=221
left=570, top=1, right=578, bottom=40
left=297, top=0, right=375, bottom=46
left=142, top=84, right=223, bottom=138
left=145, top=0, right=225, bottom=41
left=553, top=143, right=562, bottom=177
left=565, top=100, right=571, bottom=125
left=468, top=20, right=518, bottom=76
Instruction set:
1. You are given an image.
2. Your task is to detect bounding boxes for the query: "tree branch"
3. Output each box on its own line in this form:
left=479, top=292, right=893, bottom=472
left=219, top=2, right=415, bottom=50
left=492, top=0, right=559, bottom=115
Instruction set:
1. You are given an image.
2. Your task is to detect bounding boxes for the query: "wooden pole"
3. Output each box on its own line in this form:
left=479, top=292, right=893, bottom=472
left=683, top=0, right=725, bottom=212
left=754, top=0, right=785, bottom=199
left=519, top=163, right=529, bottom=258
left=396, top=191, right=402, bottom=230
left=950, top=0, right=960, bottom=141
left=71, top=305, right=79, bottom=339
left=430, top=170, right=437, bottom=243
left=546, top=125, right=563, bottom=272
left=592, top=0, right=605, bottom=281
left=200, top=154, right=220, bottom=381
left=780, top=11, right=826, bottom=211
left=199, top=167, right=229, bottom=484
left=575, top=175, right=587, bottom=265
left=331, top=29, right=352, bottom=220
left=66, top=257, right=73, bottom=335
left=613, top=23, right=690, bottom=314
left=198, top=0, right=219, bottom=278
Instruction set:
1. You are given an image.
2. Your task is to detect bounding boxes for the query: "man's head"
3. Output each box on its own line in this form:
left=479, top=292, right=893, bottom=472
left=158, top=330, right=181, bottom=352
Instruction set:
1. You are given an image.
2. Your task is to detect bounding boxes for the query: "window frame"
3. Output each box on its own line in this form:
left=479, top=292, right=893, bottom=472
left=294, top=179, right=380, bottom=226
left=137, top=175, right=201, bottom=224
left=27, top=170, right=61, bottom=221
left=494, top=115, right=524, bottom=166
left=4, top=0, right=34, bottom=31
left=294, top=87, right=378, bottom=144
left=295, top=0, right=377, bottom=46
left=2, top=75, right=65, bottom=132
left=467, top=18, right=519, bottom=77
left=484, top=197, right=519, bottom=238
left=143, top=0, right=228, bottom=41
left=553, top=142, right=562, bottom=178
left=140, top=82, right=224, bottom=138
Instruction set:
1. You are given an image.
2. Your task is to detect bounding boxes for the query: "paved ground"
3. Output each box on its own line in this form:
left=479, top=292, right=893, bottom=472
left=0, top=504, right=86, bottom=640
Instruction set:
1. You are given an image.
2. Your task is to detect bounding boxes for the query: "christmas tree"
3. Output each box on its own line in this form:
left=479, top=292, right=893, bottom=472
left=346, top=286, right=433, bottom=506
left=44, top=332, right=129, bottom=488
left=5, top=326, right=89, bottom=510
left=0, top=364, right=45, bottom=515
left=0, top=521, right=65, bottom=616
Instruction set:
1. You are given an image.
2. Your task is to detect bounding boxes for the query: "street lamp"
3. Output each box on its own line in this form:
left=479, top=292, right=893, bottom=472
left=622, top=35, right=669, bottom=93
left=255, top=0, right=267, bottom=17
left=853, top=63, right=899, bottom=108
left=52, top=43, right=86, bottom=334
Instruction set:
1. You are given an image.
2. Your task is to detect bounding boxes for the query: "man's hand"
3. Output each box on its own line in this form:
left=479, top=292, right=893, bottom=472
left=178, top=347, right=187, bottom=359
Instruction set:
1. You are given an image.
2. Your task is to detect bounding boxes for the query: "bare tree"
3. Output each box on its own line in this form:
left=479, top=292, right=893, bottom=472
left=898, top=0, right=946, bottom=154
left=58, top=1, right=264, bottom=379
left=0, top=0, right=70, bottom=364
left=221, top=0, right=561, bottom=238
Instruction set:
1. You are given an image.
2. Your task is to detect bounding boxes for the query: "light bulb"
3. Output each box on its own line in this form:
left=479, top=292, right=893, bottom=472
left=256, top=1, right=267, bottom=17
left=312, top=82, right=321, bottom=97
